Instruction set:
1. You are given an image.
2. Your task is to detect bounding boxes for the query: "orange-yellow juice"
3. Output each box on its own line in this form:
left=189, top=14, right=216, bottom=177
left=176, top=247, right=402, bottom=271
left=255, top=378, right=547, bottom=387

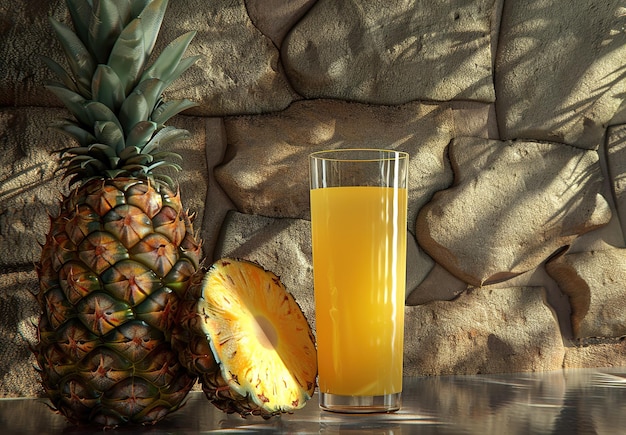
left=310, top=185, right=407, bottom=396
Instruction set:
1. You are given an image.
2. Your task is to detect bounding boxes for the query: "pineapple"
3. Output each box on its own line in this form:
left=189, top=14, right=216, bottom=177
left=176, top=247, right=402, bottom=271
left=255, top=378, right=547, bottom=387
left=174, top=258, right=317, bottom=418
left=34, top=0, right=202, bottom=426
left=35, top=0, right=317, bottom=425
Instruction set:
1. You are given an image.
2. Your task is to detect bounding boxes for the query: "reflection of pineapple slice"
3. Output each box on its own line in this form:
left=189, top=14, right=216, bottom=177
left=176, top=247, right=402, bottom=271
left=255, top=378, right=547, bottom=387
left=177, top=258, right=317, bottom=418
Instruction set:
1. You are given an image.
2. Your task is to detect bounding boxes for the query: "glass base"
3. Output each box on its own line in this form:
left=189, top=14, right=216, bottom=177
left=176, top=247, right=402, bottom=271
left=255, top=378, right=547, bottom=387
left=319, top=392, right=401, bottom=413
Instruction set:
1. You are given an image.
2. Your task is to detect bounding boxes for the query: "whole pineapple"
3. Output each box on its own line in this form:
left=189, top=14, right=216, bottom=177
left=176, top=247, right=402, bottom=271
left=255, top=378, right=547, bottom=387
left=34, top=0, right=202, bottom=426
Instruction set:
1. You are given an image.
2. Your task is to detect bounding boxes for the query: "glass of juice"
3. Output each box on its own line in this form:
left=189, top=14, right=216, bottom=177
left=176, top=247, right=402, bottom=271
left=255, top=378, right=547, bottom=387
left=309, top=148, right=409, bottom=413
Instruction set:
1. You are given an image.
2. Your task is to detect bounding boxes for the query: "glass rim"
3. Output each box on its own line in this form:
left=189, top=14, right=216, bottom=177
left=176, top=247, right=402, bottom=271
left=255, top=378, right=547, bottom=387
left=309, top=148, right=409, bottom=163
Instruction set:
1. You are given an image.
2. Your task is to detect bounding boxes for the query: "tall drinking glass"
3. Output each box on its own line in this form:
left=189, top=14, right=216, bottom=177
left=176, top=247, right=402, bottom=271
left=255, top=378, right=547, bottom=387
left=309, top=148, right=409, bottom=413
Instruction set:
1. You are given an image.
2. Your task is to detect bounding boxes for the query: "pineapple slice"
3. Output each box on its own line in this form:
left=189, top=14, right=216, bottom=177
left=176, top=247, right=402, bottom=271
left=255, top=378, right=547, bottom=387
left=195, top=258, right=317, bottom=417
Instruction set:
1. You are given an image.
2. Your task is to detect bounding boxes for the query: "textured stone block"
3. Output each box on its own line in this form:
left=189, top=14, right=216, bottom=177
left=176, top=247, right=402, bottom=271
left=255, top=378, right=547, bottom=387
left=406, top=264, right=468, bottom=306
left=404, top=287, right=565, bottom=375
left=282, top=0, right=497, bottom=104
left=606, top=124, right=626, bottom=246
left=160, top=0, right=296, bottom=116
left=546, top=248, right=626, bottom=339
left=417, top=138, right=611, bottom=286
left=0, top=1, right=62, bottom=107
left=564, top=341, right=626, bottom=368
left=0, top=107, right=68, bottom=266
left=0, top=269, right=41, bottom=398
left=495, top=1, right=626, bottom=148
left=245, top=0, right=316, bottom=46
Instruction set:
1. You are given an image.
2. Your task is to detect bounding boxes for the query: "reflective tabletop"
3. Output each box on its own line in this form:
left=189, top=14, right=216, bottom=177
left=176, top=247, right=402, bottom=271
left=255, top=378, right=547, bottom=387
left=2, top=368, right=626, bottom=434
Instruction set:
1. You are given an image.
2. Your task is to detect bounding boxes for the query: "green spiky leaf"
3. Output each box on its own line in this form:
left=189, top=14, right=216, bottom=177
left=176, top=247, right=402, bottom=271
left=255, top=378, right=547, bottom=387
left=40, top=56, right=79, bottom=93
left=45, top=0, right=197, bottom=190
left=133, top=78, right=166, bottom=114
left=146, top=160, right=181, bottom=172
left=137, top=0, right=169, bottom=58
left=53, top=120, right=96, bottom=146
left=48, top=17, right=95, bottom=97
left=94, top=121, right=125, bottom=153
left=126, top=121, right=158, bottom=149
left=64, top=154, right=108, bottom=172
left=142, top=126, right=188, bottom=155
left=142, top=31, right=197, bottom=84
left=151, top=99, right=198, bottom=126
left=92, top=65, right=126, bottom=112
left=153, top=173, right=175, bottom=186
left=119, top=89, right=150, bottom=133
left=108, top=18, right=146, bottom=95
left=45, top=84, right=90, bottom=126
left=59, top=145, right=90, bottom=157
left=88, top=143, right=120, bottom=168
left=130, top=0, right=152, bottom=18
left=118, top=146, right=141, bottom=161
left=64, top=143, right=115, bottom=168
left=117, top=1, right=134, bottom=21
left=163, top=54, right=201, bottom=87
left=66, top=0, right=92, bottom=50
left=124, top=154, right=153, bottom=167
left=88, top=0, right=124, bottom=64
left=59, top=146, right=108, bottom=167
left=150, top=151, right=183, bottom=162
left=83, top=101, right=124, bottom=133
left=102, top=168, right=123, bottom=178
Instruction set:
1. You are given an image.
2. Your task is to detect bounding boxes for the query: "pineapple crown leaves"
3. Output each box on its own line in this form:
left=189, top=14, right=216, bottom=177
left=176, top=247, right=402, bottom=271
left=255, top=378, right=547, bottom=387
left=43, top=0, right=200, bottom=188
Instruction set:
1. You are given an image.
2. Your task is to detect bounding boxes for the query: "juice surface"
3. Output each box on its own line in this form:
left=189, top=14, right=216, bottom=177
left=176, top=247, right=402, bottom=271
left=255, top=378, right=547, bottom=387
left=310, top=186, right=407, bottom=396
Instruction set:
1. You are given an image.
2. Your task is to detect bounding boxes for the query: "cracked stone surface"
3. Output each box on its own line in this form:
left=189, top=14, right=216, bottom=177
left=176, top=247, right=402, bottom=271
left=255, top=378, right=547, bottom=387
left=161, top=0, right=297, bottom=116
left=245, top=0, right=316, bottom=47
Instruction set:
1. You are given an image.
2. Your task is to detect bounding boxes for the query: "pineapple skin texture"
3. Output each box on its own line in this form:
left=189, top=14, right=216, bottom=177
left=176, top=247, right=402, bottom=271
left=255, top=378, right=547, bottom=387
left=34, top=178, right=202, bottom=427
left=173, top=273, right=240, bottom=416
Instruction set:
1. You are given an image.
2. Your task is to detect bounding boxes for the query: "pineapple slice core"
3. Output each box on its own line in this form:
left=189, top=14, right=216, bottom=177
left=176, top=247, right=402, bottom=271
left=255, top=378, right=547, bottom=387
left=253, top=315, right=279, bottom=349
left=199, top=259, right=317, bottom=414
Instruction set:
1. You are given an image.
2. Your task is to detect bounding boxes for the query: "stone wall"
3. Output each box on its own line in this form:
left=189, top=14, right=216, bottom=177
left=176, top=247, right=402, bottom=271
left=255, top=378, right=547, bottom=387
left=2, top=0, right=626, bottom=397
